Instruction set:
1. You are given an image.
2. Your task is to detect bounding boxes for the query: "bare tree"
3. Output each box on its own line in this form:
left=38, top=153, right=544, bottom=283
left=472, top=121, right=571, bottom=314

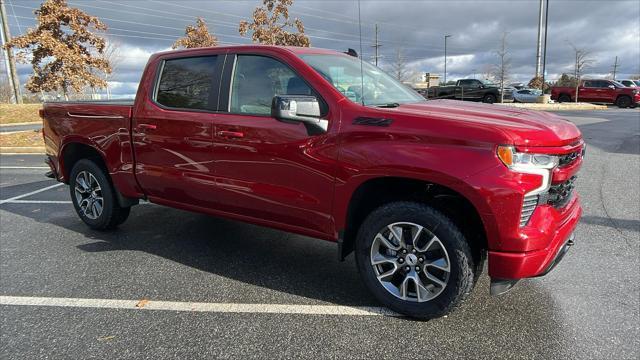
left=388, top=47, right=412, bottom=82
left=0, top=76, right=13, bottom=103
left=492, top=32, right=511, bottom=103
left=101, top=37, right=121, bottom=99
left=480, top=64, right=496, bottom=83
left=567, top=42, right=594, bottom=103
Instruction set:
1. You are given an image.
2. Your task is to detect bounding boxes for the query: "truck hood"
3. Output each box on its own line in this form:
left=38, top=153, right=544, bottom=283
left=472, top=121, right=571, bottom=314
left=391, top=100, right=582, bottom=147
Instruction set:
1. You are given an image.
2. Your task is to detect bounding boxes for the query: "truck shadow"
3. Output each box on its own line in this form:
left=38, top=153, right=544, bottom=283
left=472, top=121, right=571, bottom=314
left=1, top=201, right=570, bottom=354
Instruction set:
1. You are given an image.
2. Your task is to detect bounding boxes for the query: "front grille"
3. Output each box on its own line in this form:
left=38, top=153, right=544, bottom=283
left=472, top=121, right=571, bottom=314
left=520, top=194, right=539, bottom=227
left=545, top=176, right=577, bottom=208
left=558, top=151, right=580, bottom=167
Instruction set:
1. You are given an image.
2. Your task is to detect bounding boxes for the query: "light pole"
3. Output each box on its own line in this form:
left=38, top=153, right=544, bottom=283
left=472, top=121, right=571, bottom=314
left=444, top=34, right=451, bottom=84
left=541, top=0, right=549, bottom=94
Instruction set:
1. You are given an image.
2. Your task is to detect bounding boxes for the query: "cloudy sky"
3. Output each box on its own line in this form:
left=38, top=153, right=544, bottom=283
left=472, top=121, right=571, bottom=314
left=3, top=0, right=639, bottom=97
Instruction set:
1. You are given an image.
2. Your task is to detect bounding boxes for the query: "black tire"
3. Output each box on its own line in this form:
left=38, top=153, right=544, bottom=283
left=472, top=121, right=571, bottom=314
left=482, top=94, right=496, bottom=104
left=69, top=159, right=130, bottom=230
left=355, top=202, right=475, bottom=319
left=616, top=95, right=631, bottom=108
left=558, top=94, right=571, bottom=103
left=114, top=206, right=131, bottom=225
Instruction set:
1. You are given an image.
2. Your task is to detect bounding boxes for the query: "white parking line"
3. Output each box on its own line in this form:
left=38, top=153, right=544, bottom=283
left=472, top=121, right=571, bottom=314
left=0, top=295, right=399, bottom=317
left=0, top=166, right=50, bottom=169
left=6, top=200, right=72, bottom=204
left=0, top=183, right=64, bottom=205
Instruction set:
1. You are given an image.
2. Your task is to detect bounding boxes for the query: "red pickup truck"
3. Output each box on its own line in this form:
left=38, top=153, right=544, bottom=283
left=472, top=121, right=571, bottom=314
left=42, top=45, right=583, bottom=319
left=551, top=79, right=639, bottom=107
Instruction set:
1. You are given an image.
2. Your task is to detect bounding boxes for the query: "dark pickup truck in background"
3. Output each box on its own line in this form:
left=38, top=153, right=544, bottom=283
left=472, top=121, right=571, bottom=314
left=426, top=79, right=513, bottom=103
left=41, top=45, right=583, bottom=319
left=551, top=79, right=639, bottom=108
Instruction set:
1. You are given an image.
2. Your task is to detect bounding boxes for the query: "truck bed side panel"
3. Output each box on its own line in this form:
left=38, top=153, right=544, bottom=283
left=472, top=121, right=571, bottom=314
left=43, top=102, right=141, bottom=198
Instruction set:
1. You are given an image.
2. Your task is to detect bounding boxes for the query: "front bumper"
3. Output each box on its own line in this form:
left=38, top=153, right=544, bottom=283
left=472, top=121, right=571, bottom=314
left=490, top=232, right=575, bottom=295
left=488, top=195, right=581, bottom=280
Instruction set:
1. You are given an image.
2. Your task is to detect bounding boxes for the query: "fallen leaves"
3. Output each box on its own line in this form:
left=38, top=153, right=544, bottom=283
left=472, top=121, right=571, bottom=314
left=135, top=298, right=150, bottom=308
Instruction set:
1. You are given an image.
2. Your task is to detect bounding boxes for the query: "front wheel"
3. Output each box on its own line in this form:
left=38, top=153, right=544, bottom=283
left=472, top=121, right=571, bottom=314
left=69, top=159, right=130, bottom=230
left=355, top=202, right=475, bottom=319
left=558, top=94, right=571, bottom=103
left=616, top=95, right=631, bottom=108
left=482, top=94, right=496, bottom=104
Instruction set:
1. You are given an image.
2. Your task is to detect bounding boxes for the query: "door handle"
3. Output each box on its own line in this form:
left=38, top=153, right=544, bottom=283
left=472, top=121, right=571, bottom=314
left=217, top=130, right=244, bottom=138
left=137, top=123, right=157, bottom=130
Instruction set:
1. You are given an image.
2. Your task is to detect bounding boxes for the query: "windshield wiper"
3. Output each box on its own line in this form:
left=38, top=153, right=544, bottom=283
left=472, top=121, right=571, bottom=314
left=373, top=102, right=400, bottom=108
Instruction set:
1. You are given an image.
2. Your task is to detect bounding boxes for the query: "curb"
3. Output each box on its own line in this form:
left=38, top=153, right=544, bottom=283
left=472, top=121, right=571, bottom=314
left=496, top=103, right=608, bottom=110
left=0, top=130, right=37, bottom=135
left=0, top=121, right=42, bottom=127
left=0, top=146, right=46, bottom=154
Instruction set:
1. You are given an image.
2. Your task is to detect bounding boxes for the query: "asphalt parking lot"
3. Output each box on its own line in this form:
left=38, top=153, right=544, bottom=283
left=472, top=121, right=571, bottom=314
left=1, top=109, right=638, bottom=359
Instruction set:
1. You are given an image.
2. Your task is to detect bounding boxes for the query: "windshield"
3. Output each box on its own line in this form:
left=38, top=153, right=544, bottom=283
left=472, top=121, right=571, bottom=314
left=635, top=80, right=640, bottom=86
left=300, top=54, right=424, bottom=106
left=480, top=79, right=497, bottom=86
left=611, top=80, right=626, bottom=88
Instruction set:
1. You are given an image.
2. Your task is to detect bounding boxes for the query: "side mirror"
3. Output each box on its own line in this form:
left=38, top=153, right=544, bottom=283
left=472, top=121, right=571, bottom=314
left=608, top=85, right=615, bottom=89
left=272, top=95, right=328, bottom=133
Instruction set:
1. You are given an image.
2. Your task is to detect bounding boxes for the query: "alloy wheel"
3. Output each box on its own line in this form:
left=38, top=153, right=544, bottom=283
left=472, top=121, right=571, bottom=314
left=74, top=171, right=104, bottom=220
left=370, top=222, right=450, bottom=302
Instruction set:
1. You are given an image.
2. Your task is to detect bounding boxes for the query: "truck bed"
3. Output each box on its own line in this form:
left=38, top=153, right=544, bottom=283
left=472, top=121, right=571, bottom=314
left=42, top=100, right=137, bottom=197
left=44, top=99, right=135, bottom=106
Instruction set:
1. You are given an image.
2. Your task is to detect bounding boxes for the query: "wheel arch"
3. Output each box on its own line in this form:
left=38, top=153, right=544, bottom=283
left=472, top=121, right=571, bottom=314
left=338, top=176, right=488, bottom=266
left=60, top=141, right=108, bottom=183
left=60, top=141, right=138, bottom=208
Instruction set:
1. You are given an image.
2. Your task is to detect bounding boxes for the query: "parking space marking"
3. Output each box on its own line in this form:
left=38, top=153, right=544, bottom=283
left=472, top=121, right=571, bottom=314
left=0, top=166, right=50, bottom=169
left=0, top=183, right=64, bottom=204
left=6, top=200, right=72, bottom=204
left=0, top=295, right=399, bottom=317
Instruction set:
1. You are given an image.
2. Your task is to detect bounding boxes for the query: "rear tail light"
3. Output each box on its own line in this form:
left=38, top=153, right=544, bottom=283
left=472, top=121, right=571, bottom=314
left=38, top=109, right=45, bottom=119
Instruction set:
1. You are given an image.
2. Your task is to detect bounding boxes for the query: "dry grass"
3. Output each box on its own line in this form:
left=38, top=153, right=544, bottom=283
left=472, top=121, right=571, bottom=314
left=0, top=129, right=44, bottom=147
left=0, top=104, right=43, bottom=124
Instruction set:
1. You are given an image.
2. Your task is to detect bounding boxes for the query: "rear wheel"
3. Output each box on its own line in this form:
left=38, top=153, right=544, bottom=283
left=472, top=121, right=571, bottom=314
left=558, top=94, right=571, bottom=103
left=355, top=202, right=475, bottom=319
left=616, top=95, right=631, bottom=108
left=69, top=159, right=130, bottom=230
left=482, top=94, right=496, bottom=104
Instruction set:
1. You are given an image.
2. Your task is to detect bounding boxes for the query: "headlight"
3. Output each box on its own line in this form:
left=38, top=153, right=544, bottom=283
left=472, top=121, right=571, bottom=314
left=497, top=145, right=559, bottom=195
left=497, top=146, right=558, bottom=170
left=633, top=89, right=639, bottom=95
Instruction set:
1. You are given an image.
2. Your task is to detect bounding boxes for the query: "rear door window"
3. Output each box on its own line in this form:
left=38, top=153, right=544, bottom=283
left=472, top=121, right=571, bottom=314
left=156, top=56, right=219, bottom=110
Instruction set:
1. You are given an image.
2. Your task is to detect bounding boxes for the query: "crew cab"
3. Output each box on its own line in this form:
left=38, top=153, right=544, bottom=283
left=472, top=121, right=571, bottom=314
left=426, top=79, right=513, bottom=103
left=551, top=79, right=639, bottom=108
left=42, top=46, right=583, bottom=319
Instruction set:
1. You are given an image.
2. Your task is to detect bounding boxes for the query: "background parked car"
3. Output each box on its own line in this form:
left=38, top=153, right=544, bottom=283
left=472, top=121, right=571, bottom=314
left=427, top=79, right=513, bottom=103
left=618, top=79, right=639, bottom=87
left=551, top=79, right=639, bottom=108
left=513, top=88, right=542, bottom=103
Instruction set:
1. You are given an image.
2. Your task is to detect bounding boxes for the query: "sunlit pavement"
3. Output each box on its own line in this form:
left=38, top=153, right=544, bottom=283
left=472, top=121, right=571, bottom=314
left=1, top=109, right=638, bottom=359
